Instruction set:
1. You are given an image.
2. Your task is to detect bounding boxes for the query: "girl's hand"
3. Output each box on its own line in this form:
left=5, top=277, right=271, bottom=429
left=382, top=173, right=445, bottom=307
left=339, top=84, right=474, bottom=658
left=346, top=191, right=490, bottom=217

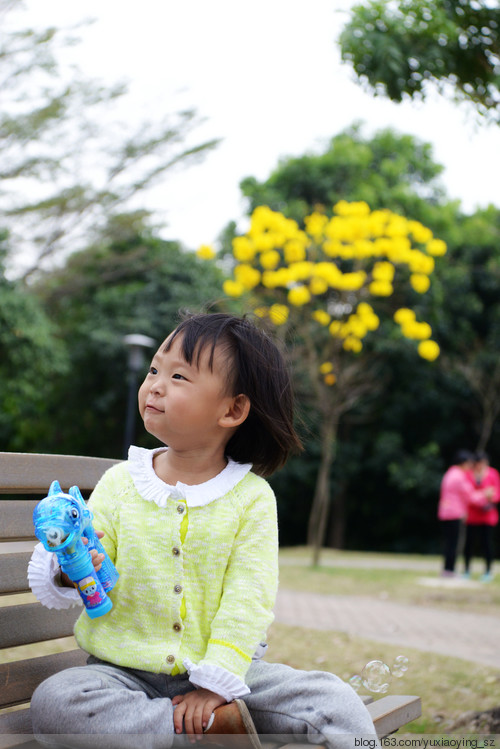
left=82, top=530, right=106, bottom=571
left=172, top=688, right=226, bottom=739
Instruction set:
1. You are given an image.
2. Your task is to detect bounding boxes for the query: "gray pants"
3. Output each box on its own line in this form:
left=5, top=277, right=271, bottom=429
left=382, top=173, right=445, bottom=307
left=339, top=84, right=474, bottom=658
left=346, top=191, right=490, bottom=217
left=31, top=656, right=376, bottom=749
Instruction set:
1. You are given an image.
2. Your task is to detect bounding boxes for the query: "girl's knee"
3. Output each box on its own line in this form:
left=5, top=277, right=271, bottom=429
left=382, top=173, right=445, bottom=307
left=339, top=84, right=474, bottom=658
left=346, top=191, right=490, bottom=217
left=31, top=668, right=92, bottom=734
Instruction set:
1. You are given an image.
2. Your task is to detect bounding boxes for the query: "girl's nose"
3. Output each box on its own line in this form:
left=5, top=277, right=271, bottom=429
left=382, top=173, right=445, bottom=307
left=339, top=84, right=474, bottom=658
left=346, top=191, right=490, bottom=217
left=149, top=378, right=164, bottom=395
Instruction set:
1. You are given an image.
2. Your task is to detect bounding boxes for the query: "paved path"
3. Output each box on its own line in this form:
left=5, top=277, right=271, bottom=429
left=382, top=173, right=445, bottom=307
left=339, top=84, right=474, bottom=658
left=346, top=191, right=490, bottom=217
left=273, top=582, right=500, bottom=670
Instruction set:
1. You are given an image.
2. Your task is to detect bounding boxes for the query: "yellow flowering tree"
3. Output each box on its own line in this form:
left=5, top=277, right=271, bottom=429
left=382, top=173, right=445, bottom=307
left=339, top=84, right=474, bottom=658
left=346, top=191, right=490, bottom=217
left=199, top=200, right=446, bottom=563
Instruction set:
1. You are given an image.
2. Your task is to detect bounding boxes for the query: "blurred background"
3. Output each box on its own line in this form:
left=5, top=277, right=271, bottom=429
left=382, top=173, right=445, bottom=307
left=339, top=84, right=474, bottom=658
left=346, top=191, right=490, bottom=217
left=2, top=0, right=500, bottom=559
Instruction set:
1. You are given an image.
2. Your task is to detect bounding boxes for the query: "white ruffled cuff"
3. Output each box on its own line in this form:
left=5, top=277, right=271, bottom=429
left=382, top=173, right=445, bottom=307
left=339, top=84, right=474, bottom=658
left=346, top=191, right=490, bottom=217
left=183, top=658, right=250, bottom=701
left=27, top=543, right=83, bottom=610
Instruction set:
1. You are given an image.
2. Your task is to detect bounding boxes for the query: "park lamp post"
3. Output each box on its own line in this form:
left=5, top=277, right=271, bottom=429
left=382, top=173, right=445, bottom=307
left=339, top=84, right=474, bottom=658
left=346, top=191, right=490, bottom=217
left=123, top=333, right=156, bottom=459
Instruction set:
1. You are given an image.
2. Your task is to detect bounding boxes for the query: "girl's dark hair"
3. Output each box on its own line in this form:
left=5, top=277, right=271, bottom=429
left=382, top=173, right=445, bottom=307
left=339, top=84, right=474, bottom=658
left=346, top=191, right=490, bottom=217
left=166, top=312, right=303, bottom=477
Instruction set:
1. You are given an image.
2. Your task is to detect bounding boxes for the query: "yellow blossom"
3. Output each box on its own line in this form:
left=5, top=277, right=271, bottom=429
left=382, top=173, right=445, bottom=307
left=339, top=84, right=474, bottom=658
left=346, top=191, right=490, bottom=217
left=334, top=200, right=370, bottom=217
left=309, top=276, right=329, bottom=295
left=324, top=373, right=337, bottom=386
left=288, top=285, right=311, bottom=306
left=252, top=232, right=276, bottom=252
left=418, top=340, right=440, bottom=361
left=401, top=321, right=432, bottom=340
left=305, top=212, right=329, bottom=240
left=313, top=310, right=331, bottom=326
left=253, top=307, right=268, bottom=318
left=328, top=320, right=343, bottom=337
left=410, top=274, right=431, bottom=293
left=222, top=279, right=245, bottom=298
left=394, top=308, right=416, bottom=324
left=369, top=280, right=393, bottom=296
left=234, top=264, right=261, bottom=290
left=337, top=271, right=366, bottom=291
left=232, top=237, right=256, bottom=262
left=196, top=244, right=216, bottom=260
left=262, top=268, right=291, bottom=288
left=372, top=261, right=395, bottom=282
left=426, top=238, right=447, bottom=256
left=284, top=240, right=307, bottom=264
left=319, top=362, right=334, bottom=374
left=408, top=221, right=433, bottom=244
left=347, top=318, right=368, bottom=339
left=259, top=250, right=281, bottom=270
left=357, top=302, right=374, bottom=317
left=268, top=304, right=289, bottom=326
left=408, top=250, right=435, bottom=274
left=343, top=336, right=363, bottom=353
left=288, top=261, right=315, bottom=282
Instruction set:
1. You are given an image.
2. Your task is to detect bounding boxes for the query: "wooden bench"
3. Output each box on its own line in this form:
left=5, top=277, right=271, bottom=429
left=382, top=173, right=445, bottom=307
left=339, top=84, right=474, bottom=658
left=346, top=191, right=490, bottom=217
left=0, top=451, right=421, bottom=747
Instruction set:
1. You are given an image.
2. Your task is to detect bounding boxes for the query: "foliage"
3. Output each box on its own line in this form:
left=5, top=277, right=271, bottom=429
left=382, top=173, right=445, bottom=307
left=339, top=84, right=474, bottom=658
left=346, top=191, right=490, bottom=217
left=240, top=124, right=448, bottom=227
left=31, top=222, right=226, bottom=457
left=0, top=235, right=68, bottom=450
left=0, top=0, right=219, bottom=278
left=339, top=0, right=500, bottom=122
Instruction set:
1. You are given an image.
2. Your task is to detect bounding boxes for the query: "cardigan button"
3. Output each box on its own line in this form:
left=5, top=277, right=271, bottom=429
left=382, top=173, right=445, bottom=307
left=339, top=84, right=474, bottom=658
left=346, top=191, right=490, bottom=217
left=174, top=584, right=182, bottom=594
left=166, top=654, right=175, bottom=664
left=173, top=623, right=182, bottom=632
left=172, top=547, right=180, bottom=556
left=177, top=504, right=185, bottom=514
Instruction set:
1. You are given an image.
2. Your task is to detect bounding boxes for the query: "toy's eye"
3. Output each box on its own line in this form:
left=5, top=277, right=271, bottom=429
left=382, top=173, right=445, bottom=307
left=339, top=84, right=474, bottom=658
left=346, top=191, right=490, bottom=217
left=71, top=508, right=79, bottom=519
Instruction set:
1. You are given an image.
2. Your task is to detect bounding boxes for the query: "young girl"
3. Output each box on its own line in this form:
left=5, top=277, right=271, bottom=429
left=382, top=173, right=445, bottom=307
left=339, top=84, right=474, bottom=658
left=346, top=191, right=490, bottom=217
left=29, top=312, right=376, bottom=748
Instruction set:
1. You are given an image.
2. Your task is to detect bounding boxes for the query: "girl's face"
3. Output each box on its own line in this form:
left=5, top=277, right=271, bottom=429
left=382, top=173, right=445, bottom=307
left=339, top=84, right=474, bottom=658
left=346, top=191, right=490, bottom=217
left=138, top=333, right=237, bottom=451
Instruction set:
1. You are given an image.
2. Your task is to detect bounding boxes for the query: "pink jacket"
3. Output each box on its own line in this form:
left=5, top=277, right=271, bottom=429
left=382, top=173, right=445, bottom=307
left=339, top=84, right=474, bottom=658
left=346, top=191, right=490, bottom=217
left=437, top=465, right=482, bottom=521
left=465, top=467, right=500, bottom=526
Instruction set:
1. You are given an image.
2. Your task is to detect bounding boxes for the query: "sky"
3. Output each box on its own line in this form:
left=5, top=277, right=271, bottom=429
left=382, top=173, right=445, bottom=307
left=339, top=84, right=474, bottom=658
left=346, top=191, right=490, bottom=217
left=16, top=0, right=500, bottom=251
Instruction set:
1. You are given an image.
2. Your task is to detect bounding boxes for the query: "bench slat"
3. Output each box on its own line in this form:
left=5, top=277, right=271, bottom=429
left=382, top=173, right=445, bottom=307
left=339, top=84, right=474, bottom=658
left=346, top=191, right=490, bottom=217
left=367, top=695, right=421, bottom=737
left=0, top=707, right=33, bottom=737
left=0, top=650, right=87, bottom=709
left=0, top=501, right=38, bottom=541
left=0, top=551, right=32, bottom=594
left=0, top=603, right=80, bottom=649
left=0, top=453, right=119, bottom=494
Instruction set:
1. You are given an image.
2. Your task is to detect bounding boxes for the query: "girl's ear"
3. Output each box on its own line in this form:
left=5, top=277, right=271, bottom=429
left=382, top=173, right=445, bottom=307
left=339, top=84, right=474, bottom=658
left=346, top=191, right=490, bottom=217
left=219, top=394, right=250, bottom=429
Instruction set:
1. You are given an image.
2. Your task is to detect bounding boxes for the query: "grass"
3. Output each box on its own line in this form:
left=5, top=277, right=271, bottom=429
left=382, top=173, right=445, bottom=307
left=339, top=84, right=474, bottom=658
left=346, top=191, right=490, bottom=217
left=278, top=547, right=500, bottom=613
left=270, top=547, right=500, bottom=734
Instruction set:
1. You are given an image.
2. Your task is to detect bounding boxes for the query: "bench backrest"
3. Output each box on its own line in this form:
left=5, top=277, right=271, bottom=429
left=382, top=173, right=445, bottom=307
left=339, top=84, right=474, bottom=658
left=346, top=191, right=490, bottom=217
left=0, top=452, right=119, bottom=736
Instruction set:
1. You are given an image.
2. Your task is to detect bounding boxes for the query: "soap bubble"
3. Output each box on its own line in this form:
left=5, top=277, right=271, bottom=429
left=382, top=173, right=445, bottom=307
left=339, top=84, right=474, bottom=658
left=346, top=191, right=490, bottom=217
left=349, top=674, right=362, bottom=692
left=392, top=655, right=409, bottom=678
left=361, top=660, right=391, bottom=693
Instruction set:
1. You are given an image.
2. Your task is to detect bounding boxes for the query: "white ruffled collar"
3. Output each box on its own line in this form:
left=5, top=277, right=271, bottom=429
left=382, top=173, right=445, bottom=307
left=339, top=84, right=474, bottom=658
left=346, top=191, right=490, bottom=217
left=127, top=446, right=252, bottom=508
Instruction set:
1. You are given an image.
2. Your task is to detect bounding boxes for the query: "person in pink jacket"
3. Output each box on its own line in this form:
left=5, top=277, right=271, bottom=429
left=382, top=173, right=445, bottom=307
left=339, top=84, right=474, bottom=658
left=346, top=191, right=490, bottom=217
left=437, top=450, right=475, bottom=576
left=464, top=452, right=500, bottom=582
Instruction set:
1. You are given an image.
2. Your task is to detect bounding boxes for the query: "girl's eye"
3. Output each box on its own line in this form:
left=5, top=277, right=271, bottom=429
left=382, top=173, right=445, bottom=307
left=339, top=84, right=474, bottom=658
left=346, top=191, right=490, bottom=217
left=149, top=367, right=158, bottom=375
left=172, top=373, right=185, bottom=380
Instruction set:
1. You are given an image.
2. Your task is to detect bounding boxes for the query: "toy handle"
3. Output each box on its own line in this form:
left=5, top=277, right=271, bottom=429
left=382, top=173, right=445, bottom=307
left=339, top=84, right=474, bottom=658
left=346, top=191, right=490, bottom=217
left=57, top=539, right=113, bottom=619
left=84, top=527, right=119, bottom=593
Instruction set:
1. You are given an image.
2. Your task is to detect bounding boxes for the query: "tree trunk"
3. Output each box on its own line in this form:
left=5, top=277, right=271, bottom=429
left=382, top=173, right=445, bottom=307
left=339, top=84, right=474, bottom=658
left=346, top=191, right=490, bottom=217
left=307, top=411, right=339, bottom=566
left=328, top=479, right=347, bottom=549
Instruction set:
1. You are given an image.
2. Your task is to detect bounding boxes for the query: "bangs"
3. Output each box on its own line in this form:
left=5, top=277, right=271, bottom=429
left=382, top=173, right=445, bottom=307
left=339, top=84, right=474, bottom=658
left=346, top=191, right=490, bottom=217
left=165, top=316, right=235, bottom=385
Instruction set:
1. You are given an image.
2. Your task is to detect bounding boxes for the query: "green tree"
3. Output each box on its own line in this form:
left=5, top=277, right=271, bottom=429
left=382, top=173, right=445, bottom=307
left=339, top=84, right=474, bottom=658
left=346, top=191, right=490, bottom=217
left=212, top=198, right=445, bottom=562
left=0, top=234, right=68, bottom=451
left=240, top=124, right=450, bottom=229
left=432, top=206, right=500, bottom=450
left=225, top=126, right=500, bottom=555
left=32, top=218, right=226, bottom=458
left=1, top=0, right=219, bottom=279
left=339, top=0, right=500, bottom=122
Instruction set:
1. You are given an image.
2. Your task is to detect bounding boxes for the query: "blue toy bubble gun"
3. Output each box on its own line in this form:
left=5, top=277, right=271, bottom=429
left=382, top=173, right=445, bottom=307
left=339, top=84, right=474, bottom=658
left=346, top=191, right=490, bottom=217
left=33, top=480, right=119, bottom=618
